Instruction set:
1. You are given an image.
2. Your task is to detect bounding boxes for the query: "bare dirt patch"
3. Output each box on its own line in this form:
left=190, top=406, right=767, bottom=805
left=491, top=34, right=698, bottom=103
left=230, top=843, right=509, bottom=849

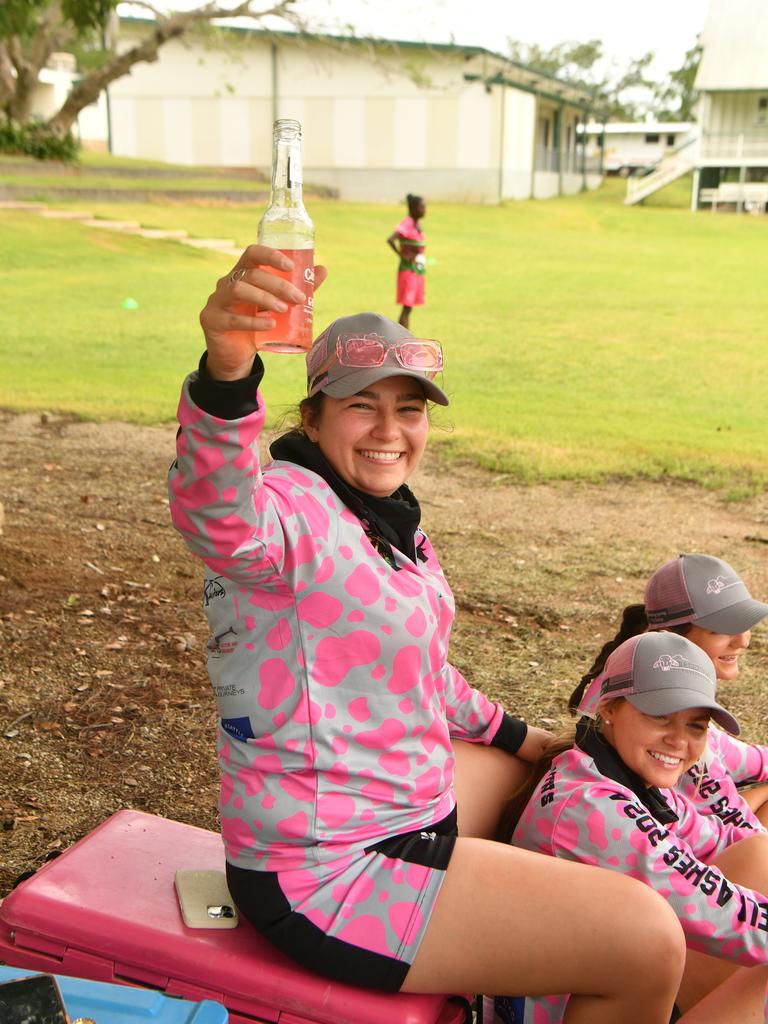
left=2, top=410, right=768, bottom=894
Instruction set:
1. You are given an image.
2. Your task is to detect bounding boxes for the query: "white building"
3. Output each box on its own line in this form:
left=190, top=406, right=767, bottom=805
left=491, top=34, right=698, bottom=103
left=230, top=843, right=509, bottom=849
left=79, top=20, right=601, bottom=203
left=27, top=51, right=109, bottom=151
left=584, top=121, right=694, bottom=175
left=626, top=0, right=768, bottom=210
left=691, top=0, right=768, bottom=209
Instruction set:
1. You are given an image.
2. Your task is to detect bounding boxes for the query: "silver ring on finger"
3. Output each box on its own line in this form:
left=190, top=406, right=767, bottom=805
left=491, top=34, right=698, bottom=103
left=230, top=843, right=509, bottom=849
left=229, top=267, right=247, bottom=284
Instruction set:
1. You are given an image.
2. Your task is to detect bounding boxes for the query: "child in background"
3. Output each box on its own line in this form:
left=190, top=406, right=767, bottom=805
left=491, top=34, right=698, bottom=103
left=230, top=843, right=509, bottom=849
left=387, top=194, right=426, bottom=328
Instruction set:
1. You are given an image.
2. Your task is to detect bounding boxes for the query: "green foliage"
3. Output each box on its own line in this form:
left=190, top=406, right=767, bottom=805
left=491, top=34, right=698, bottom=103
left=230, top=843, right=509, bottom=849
left=0, top=0, right=48, bottom=37
left=507, top=38, right=604, bottom=80
left=0, top=0, right=114, bottom=37
left=0, top=119, right=80, bottom=161
left=654, top=43, right=703, bottom=121
left=68, top=38, right=116, bottom=72
left=507, top=37, right=656, bottom=120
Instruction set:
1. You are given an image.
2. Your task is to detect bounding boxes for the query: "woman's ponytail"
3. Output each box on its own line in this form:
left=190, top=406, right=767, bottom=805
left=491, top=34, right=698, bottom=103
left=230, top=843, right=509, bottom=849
left=567, top=604, right=649, bottom=714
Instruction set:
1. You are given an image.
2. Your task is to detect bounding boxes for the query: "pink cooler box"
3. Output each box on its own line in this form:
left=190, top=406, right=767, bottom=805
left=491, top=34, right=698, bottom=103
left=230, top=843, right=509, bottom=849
left=0, top=810, right=467, bottom=1024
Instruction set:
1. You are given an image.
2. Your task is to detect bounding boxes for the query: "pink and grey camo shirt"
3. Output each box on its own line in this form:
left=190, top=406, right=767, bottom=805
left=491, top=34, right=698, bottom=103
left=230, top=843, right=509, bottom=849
left=511, top=745, right=768, bottom=1024
left=169, top=372, right=513, bottom=873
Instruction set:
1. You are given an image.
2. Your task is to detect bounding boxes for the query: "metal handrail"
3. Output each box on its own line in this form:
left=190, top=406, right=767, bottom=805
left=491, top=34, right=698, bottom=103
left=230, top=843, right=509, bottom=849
left=634, top=132, right=698, bottom=179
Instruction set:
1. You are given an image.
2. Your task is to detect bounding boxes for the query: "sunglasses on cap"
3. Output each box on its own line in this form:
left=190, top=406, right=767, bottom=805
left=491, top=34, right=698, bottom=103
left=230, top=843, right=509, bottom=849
left=308, top=333, right=444, bottom=393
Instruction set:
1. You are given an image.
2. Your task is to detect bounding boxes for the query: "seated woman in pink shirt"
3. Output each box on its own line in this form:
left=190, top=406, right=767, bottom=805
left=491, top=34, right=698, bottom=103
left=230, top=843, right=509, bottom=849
left=501, top=631, right=768, bottom=1024
left=571, top=554, right=768, bottom=830
left=168, top=244, right=688, bottom=1024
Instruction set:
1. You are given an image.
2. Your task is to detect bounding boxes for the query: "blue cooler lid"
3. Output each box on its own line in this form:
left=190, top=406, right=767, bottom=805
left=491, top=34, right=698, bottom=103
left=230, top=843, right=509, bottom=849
left=0, top=967, right=228, bottom=1023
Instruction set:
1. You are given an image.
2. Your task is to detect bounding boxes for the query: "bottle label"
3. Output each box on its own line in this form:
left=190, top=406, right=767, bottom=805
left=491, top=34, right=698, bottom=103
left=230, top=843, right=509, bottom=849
left=287, top=156, right=303, bottom=187
left=255, top=248, right=314, bottom=353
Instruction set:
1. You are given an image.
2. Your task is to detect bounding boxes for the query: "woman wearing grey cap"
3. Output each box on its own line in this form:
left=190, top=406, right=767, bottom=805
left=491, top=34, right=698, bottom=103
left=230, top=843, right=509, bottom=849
left=501, top=631, right=768, bottom=1024
left=570, top=554, right=768, bottom=829
left=169, top=245, right=686, bottom=1023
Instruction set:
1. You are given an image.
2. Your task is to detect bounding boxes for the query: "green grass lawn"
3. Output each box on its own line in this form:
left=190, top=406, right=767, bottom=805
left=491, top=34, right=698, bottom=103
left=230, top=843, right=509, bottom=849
left=0, top=151, right=270, bottom=192
left=1, top=172, right=767, bottom=491
left=0, top=158, right=270, bottom=194
left=0, top=171, right=269, bottom=192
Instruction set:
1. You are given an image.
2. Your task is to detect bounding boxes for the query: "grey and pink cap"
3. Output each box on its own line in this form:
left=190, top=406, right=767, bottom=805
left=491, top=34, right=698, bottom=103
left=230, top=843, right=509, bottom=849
left=597, top=632, right=739, bottom=734
left=645, top=554, right=768, bottom=635
left=306, top=312, right=449, bottom=406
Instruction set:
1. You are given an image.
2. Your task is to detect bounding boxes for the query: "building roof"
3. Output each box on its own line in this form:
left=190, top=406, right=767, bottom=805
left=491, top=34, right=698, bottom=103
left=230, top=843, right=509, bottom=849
left=119, top=16, right=594, bottom=109
left=695, top=0, right=768, bottom=91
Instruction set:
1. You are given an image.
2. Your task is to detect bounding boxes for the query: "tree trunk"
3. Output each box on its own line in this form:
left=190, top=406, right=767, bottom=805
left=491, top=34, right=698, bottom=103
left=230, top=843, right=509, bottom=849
left=46, top=21, right=184, bottom=138
left=46, top=1, right=295, bottom=139
left=2, top=0, right=71, bottom=124
left=0, top=45, right=16, bottom=118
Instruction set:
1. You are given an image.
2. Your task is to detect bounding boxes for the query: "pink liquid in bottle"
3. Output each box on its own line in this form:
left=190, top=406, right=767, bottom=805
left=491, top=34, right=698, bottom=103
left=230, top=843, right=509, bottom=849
left=255, top=248, right=315, bottom=353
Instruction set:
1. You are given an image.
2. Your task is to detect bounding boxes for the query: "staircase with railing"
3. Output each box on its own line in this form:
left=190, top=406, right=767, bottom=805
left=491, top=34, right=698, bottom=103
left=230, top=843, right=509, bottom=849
left=624, top=134, right=698, bottom=205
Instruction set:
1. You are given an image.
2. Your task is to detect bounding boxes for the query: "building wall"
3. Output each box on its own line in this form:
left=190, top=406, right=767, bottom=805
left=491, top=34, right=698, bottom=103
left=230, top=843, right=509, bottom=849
left=601, top=132, right=682, bottom=170
left=103, top=23, right=597, bottom=202
left=31, top=63, right=78, bottom=120
left=584, top=129, right=692, bottom=172
left=698, top=91, right=768, bottom=164
left=562, top=170, right=585, bottom=195
left=500, top=87, right=536, bottom=199
left=533, top=171, right=560, bottom=199
left=701, top=91, right=768, bottom=135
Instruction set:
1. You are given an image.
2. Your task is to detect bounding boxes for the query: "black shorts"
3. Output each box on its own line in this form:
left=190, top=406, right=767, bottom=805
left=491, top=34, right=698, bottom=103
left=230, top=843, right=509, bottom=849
left=226, top=808, right=458, bottom=992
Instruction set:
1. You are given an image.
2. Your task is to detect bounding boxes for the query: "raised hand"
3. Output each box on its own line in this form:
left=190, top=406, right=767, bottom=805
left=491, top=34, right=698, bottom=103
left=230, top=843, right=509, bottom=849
left=200, top=245, right=328, bottom=380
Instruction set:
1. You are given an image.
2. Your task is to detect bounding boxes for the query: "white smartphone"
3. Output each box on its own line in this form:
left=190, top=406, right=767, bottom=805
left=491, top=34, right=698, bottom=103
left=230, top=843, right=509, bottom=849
left=174, top=869, right=239, bottom=929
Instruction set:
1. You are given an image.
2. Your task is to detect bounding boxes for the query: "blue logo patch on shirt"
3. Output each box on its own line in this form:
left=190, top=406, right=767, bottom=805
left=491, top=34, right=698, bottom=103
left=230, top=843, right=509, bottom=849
left=221, top=716, right=255, bottom=741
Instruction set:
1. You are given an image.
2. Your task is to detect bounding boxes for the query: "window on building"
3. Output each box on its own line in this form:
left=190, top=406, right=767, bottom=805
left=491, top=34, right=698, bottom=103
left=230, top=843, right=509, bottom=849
left=759, top=97, right=768, bottom=110
left=666, top=134, right=676, bottom=146
left=645, top=133, right=660, bottom=143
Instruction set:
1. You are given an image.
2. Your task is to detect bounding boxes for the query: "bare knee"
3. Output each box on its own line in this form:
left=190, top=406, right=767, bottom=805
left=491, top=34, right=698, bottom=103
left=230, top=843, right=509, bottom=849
left=622, top=884, right=686, bottom=995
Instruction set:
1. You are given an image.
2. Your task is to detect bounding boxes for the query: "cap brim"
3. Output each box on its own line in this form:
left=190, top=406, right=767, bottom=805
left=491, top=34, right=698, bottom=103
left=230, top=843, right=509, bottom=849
left=627, top=690, right=740, bottom=735
left=320, top=366, right=449, bottom=406
left=693, top=598, right=768, bottom=635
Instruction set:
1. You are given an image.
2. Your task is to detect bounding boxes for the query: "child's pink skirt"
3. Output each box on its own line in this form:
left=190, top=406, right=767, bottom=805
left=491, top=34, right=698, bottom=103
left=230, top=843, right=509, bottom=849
left=397, top=269, right=425, bottom=307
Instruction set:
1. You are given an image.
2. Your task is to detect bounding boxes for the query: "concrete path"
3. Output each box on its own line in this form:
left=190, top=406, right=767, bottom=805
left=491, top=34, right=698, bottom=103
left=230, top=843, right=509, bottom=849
left=0, top=200, right=241, bottom=258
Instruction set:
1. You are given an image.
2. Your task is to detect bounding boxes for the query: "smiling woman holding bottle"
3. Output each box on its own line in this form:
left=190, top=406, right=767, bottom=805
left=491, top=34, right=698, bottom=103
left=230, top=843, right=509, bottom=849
left=169, top=247, right=686, bottom=1023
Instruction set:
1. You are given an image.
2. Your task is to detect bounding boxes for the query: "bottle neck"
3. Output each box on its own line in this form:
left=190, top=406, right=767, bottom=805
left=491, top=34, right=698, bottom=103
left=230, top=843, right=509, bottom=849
left=271, top=137, right=304, bottom=208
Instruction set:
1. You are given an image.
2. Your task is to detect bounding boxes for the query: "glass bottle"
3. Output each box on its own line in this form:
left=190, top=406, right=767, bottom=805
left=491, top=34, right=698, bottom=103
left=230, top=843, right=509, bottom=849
left=255, top=118, right=315, bottom=352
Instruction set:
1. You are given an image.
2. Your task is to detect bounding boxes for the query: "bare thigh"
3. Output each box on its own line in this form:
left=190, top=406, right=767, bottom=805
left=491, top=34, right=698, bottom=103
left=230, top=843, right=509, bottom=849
left=401, top=837, right=685, bottom=1024
left=452, top=739, right=531, bottom=839
left=678, top=963, right=768, bottom=1024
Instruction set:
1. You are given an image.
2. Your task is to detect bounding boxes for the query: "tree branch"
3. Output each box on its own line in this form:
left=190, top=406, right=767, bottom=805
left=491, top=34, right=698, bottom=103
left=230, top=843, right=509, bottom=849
left=46, top=0, right=299, bottom=137
left=0, top=42, right=16, bottom=113
left=3, top=0, right=77, bottom=122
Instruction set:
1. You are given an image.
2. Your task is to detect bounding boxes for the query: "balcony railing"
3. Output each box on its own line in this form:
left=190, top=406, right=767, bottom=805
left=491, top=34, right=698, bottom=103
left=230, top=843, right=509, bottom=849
left=700, top=131, right=768, bottom=161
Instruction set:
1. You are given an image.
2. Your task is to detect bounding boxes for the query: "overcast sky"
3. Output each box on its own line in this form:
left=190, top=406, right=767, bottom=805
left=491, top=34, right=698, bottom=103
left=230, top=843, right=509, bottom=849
left=286, top=0, right=709, bottom=78
left=130, top=0, right=710, bottom=81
